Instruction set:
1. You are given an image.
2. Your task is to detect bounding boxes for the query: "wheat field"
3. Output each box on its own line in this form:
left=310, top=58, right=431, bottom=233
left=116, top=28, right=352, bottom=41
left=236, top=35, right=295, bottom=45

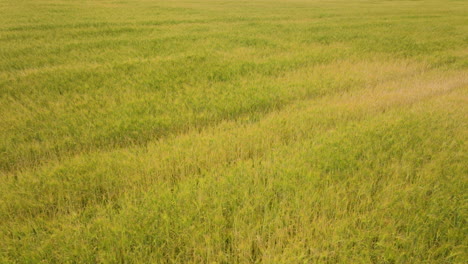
left=0, top=0, right=467, bottom=263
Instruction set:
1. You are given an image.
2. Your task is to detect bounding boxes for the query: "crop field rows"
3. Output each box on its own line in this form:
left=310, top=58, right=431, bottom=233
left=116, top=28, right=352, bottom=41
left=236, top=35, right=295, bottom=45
left=0, top=0, right=467, bottom=263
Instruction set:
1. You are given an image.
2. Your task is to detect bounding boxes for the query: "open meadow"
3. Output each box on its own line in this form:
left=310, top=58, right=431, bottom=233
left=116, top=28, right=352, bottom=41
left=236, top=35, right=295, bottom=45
left=0, top=0, right=467, bottom=262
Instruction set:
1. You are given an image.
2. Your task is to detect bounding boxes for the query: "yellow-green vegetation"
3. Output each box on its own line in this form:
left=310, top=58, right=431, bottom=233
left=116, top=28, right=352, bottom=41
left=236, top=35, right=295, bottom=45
left=1, top=0, right=467, bottom=262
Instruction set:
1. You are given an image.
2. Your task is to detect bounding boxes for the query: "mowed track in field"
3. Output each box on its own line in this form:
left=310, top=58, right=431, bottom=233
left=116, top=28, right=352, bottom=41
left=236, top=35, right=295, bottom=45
left=1, top=0, right=467, bottom=263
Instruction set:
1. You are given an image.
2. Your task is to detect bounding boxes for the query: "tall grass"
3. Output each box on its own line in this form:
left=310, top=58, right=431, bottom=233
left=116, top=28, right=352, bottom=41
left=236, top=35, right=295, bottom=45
left=1, top=0, right=467, bottom=262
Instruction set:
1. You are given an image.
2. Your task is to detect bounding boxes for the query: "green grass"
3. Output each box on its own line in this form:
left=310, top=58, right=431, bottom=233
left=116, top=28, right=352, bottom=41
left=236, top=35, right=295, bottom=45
left=0, top=0, right=467, bottom=263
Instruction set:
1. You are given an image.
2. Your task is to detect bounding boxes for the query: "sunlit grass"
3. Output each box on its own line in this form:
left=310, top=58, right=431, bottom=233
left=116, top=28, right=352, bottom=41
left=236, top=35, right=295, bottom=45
left=0, top=0, right=467, bottom=263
